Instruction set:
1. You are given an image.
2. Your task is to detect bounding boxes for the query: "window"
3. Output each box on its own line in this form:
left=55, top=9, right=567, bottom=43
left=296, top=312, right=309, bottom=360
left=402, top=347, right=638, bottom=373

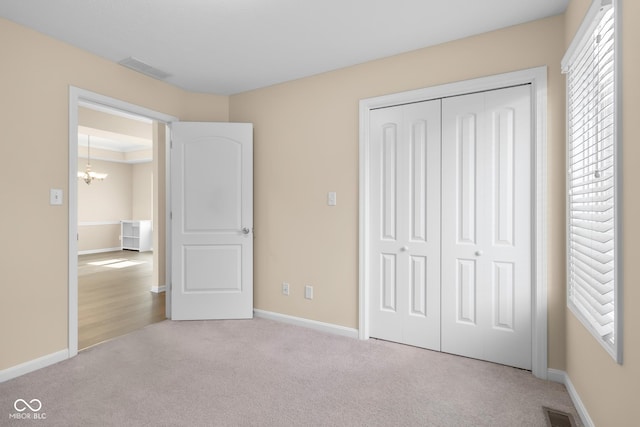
left=562, top=0, right=621, bottom=362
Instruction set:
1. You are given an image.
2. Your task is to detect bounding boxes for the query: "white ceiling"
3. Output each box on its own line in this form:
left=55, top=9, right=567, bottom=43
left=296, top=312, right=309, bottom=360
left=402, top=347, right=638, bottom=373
left=0, top=0, right=568, bottom=95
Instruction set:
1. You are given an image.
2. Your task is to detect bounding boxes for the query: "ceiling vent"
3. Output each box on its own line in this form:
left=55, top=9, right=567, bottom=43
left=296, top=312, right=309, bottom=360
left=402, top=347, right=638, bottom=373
left=118, top=57, right=171, bottom=80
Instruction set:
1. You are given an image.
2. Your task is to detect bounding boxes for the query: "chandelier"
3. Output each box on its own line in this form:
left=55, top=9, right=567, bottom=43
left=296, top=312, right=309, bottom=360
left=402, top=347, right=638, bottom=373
left=78, top=135, right=108, bottom=185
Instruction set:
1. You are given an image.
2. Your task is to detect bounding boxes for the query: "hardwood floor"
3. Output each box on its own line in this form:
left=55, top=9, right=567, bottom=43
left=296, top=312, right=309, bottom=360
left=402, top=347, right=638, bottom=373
left=78, top=250, right=166, bottom=350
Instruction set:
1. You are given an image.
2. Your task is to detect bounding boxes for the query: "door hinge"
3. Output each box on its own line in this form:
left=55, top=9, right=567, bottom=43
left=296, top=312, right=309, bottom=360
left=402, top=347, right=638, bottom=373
left=170, top=211, right=173, bottom=220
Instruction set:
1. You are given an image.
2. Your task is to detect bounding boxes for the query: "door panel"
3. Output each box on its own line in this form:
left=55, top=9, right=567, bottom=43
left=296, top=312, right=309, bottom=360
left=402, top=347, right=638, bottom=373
left=171, top=122, right=253, bottom=320
left=410, top=119, right=428, bottom=243
left=183, top=245, right=241, bottom=292
left=456, top=113, right=478, bottom=245
left=382, top=124, right=398, bottom=241
left=410, top=255, right=427, bottom=316
left=456, top=259, right=477, bottom=324
left=494, top=261, right=515, bottom=330
left=441, top=85, right=531, bottom=370
left=183, top=138, right=242, bottom=231
left=381, top=254, right=397, bottom=312
left=369, top=100, right=442, bottom=350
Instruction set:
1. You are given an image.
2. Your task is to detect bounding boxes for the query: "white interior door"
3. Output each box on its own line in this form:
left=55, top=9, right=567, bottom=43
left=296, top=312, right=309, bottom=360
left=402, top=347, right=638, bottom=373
left=368, top=85, right=532, bottom=370
left=170, top=122, right=253, bottom=320
left=441, top=85, right=532, bottom=369
left=369, top=100, right=442, bottom=350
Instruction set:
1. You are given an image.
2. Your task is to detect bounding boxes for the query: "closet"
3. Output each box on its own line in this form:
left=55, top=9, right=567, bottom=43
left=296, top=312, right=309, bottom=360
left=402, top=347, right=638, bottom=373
left=368, top=85, right=532, bottom=370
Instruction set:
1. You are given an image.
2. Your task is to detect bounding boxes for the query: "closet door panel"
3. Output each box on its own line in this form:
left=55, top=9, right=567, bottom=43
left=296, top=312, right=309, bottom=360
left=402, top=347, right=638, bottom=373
left=369, top=100, right=441, bottom=351
left=441, top=86, right=532, bottom=370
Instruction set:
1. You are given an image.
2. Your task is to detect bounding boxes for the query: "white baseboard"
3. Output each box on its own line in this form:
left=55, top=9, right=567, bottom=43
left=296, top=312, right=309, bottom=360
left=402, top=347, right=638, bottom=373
left=0, top=349, right=68, bottom=383
left=78, top=247, right=122, bottom=255
left=254, top=309, right=359, bottom=339
left=150, top=285, right=166, bottom=293
left=547, top=368, right=566, bottom=384
left=547, top=369, right=595, bottom=427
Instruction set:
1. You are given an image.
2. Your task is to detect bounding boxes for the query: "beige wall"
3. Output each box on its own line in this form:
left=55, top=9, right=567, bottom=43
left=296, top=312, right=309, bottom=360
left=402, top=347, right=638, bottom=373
left=564, top=1, right=640, bottom=426
left=77, top=224, right=121, bottom=253
left=76, top=159, right=152, bottom=252
left=132, top=162, right=153, bottom=221
left=230, top=15, right=568, bottom=369
left=77, top=159, right=133, bottom=252
left=78, top=159, right=133, bottom=222
left=0, top=16, right=228, bottom=370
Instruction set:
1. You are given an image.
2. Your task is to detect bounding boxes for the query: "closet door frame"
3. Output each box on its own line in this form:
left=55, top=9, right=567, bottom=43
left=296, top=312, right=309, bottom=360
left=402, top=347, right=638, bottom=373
left=358, top=66, right=548, bottom=379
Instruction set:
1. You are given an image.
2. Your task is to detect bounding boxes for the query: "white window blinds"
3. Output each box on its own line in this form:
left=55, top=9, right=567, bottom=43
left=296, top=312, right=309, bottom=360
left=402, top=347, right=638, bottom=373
left=563, top=0, right=620, bottom=362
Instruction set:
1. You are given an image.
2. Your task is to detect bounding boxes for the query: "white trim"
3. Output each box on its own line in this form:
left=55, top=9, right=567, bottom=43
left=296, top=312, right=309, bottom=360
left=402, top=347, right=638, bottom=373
left=78, top=247, right=122, bottom=255
left=546, top=368, right=566, bottom=384
left=79, top=100, right=154, bottom=124
left=254, top=309, right=359, bottom=339
left=358, top=67, right=548, bottom=379
left=69, top=86, right=178, bottom=359
left=164, top=126, right=172, bottom=319
left=0, top=350, right=68, bottom=383
left=78, top=221, right=121, bottom=226
left=564, top=373, right=596, bottom=427
left=78, top=155, right=153, bottom=165
left=561, top=0, right=613, bottom=73
left=532, top=68, right=549, bottom=379
left=547, top=369, right=595, bottom=427
left=614, top=0, right=624, bottom=364
left=150, top=285, right=166, bottom=293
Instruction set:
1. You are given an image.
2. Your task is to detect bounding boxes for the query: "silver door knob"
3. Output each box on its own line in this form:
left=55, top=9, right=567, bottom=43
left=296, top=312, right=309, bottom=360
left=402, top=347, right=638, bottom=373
left=242, top=227, right=251, bottom=234
left=400, top=246, right=409, bottom=252
left=475, top=250, right=483, bottom=256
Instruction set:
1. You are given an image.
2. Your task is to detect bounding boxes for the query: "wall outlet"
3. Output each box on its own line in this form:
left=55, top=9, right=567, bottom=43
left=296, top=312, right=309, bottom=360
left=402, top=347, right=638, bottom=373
left=282, top=282, right=290, bottom=296
left=305, top=285, right=313, bottom=300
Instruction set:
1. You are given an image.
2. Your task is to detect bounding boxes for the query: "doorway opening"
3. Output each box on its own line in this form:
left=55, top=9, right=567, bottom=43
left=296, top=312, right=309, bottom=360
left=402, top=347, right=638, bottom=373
left=76, top=103, right=164, bottom=349
left=69, top=87, right=178, bottom=357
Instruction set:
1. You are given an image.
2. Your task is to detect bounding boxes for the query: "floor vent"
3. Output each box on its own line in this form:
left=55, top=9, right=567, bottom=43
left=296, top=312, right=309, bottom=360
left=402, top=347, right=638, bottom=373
left=543, top=407, right=576, bottom=427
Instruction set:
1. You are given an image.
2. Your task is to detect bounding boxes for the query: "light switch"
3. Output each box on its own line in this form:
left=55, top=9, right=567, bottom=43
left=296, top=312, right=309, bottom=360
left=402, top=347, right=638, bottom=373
left=328, top=191, right=337, bottom=206
left=50, top=189, right=63, bottom=205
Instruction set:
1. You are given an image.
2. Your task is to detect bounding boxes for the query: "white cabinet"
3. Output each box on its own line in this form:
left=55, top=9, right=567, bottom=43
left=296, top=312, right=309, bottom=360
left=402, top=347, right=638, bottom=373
left=121, top=220, right=152, bottom=252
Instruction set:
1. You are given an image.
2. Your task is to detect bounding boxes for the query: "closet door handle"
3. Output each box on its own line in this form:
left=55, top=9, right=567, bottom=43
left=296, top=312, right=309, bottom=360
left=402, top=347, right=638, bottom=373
left=400, top=246, right=409, bottom=252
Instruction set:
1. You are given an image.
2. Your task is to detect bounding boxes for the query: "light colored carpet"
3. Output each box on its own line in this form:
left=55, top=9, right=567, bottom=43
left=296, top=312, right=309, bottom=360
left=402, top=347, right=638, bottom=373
left=1, top=318, right=581, bottom=426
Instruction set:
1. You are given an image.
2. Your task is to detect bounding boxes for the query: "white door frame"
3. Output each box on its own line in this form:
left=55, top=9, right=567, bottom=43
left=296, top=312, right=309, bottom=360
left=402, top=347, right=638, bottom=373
left=68, top=87, right=178, bottom=358
left=358, top=67, right=548, bottom=379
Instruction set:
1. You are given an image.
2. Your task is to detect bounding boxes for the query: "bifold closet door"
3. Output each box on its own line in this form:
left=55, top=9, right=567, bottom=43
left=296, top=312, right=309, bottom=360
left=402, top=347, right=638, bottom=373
left=369, top=100, right=442, bottom=350
left=440, top=85, right=532, bottom=370
left=367, top=85, right=532, bottom=370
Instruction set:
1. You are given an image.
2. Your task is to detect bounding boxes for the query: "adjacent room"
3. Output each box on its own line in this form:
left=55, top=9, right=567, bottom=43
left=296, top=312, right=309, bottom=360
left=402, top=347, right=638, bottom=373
left=76, top=105, right=165, bottom=350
